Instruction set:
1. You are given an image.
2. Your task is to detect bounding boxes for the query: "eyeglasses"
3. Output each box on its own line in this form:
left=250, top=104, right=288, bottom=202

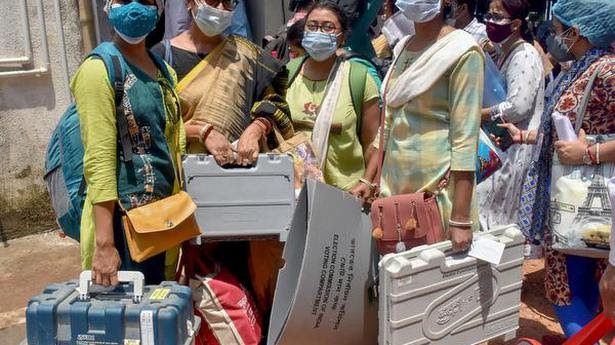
left=484, top=12, right=512, bottom=23
left=305, top=21, right=339, bottom=34
left=202, top=0, right=237, bottom=11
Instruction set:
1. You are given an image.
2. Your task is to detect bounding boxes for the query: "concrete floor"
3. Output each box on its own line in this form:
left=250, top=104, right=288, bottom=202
left=3, top=232, right=611, bottom=345
left=0, top=232, right=81, bottom=345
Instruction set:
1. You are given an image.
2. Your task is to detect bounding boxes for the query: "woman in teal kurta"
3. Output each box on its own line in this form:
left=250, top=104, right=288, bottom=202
left=75, top=0, right=184, bottom=285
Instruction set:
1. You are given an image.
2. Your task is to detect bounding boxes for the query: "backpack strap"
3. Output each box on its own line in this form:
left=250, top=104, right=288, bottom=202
left=77, top=53, right=131, bottom=196
left=109, top=55, right=133, bottom=164
left=150, top=51, right=176, bottom=88
left=340, top=51, right=373, bottom=135
left=347, top=61, right=368, bottom=135
left=286, top=56, right=309, bottom=87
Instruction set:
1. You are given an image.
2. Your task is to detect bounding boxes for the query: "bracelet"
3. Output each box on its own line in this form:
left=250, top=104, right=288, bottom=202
left=583, top=146, right=593, bottom=165
left=596, top=143, right=601, bottom=165
left=587, top=145, right=597, bottom=165
left=254, top=117, right=272, bottom=135
left=359, top=178, right=376, bottom=190
left=253, top=120, right=268, bottom=135
left=523, top=130, right=531, bottom=144
left=201, top=124, right=214, bottom=143
left=449, top=219, right=473, bottom=229
left=200, top=124, right=215, bottom=144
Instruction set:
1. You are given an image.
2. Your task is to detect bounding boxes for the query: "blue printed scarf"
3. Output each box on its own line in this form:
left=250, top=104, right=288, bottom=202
left=517, top=48, right=611, bottom=242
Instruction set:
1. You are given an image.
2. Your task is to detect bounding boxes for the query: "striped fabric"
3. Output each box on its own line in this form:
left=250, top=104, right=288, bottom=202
left=177, top=36, right=293, bottom=153
left=191, top=265, right=262, bottom=345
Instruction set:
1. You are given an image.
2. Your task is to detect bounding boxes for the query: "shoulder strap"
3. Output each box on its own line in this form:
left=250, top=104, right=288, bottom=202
left=574, top=60, right=608, bottom=133
left=108, top=55, right=133, bottom=163
left=348, top=61, right=368, bottom=135
left=77, top=52, right=132, bottom=196
left=163, top=39, right=174, bottom=67
left=497, top=40, right=526, bottom=69
left=149, top=50, right=176, bottom=87
left=286, top=56, right=309, bottom=86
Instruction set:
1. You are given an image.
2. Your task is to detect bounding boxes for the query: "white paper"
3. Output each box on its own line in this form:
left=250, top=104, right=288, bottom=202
left=468, top=237, right=505, bottom=265
left=140, top=310, right=155, bottom=345
left=552, top=111, right=577, bottom=142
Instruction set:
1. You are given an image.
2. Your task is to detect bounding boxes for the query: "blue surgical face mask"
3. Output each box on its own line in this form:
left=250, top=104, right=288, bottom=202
left=396, top=0, right=441, bottom=24
left=109, top=2, right=159, bottom=45
left=302, top=31, right=339, bottom=62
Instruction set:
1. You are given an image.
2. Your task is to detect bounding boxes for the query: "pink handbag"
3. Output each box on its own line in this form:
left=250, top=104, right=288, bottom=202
left=371, top=191, right=447, bottom=255
left=371, top=69, right=446, bottom=255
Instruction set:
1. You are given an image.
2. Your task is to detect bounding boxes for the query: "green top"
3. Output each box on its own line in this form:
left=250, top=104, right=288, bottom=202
left=377, top=49, right=484, bottom=230
left=287, top=63, right=379, bottom=191
left=72, top=57, right=185, bottom=269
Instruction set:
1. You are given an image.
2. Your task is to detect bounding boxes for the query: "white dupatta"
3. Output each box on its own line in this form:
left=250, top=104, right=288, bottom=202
left=312, top=60, right=349, bottom=169
left=383, top=30, right=481, bottom=108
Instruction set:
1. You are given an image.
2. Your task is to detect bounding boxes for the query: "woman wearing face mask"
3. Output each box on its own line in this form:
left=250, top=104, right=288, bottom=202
left=363, top=0, right=484, bottom=252
left=285, top=2, right=381, bottom=195
left=152, top=0, right=293, bottom=166
left=73, top=0, right=185, bottom=285
left=152, top=0, right=294, bottom=316
left=499, top=0, right=615, bottom=337
left=475, top=0, right=545, bottom=234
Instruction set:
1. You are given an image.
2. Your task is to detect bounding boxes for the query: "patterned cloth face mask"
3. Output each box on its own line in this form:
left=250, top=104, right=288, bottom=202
left=108, top=1, right=159, bottom=44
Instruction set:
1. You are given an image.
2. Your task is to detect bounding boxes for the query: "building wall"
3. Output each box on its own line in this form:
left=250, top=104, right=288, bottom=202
left=0, top=0, right=293, bottom=240
left=0, top=0, right=83, bottom=239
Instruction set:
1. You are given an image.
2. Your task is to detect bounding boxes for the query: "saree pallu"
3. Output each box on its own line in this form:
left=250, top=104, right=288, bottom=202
left=177, top=35, right=293, bottom=153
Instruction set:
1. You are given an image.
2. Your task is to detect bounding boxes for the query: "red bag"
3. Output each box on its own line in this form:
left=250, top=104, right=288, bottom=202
left=371, top=192, right=446, bottom=254
left=179, top=246, right=262, bottom=345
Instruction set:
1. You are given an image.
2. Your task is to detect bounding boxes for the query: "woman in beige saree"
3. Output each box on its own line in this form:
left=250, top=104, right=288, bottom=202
left=152, top=0, right=293, bottom=317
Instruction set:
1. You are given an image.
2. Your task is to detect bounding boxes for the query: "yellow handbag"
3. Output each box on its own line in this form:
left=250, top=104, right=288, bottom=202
left=122, top=117, right=200, bottom=263
left=122, top=190, right=201, bottom=263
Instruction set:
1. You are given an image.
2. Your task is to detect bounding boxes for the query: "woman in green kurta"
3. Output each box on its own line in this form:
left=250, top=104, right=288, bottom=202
left=286, top=2, right=380, bottom=193
left=75, top=0, right=185, bottom=285
left=365, top=0, right=484, bottom=252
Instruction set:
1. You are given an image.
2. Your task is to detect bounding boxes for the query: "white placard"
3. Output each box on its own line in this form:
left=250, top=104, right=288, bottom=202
left=468, top=237, right=506, bottom=265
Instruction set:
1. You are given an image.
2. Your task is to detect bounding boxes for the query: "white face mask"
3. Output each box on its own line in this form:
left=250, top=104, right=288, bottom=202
left=396, top=0, right=442, bottom=24
left=193, top=2, right=234, bottom=37
left=382, top=12, right=415, bottom=46
left=114, top=29, right=149, bottom=45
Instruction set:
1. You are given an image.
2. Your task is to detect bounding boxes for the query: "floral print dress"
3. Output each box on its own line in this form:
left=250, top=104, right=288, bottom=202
left=545, top=54, right=615, bottom=306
